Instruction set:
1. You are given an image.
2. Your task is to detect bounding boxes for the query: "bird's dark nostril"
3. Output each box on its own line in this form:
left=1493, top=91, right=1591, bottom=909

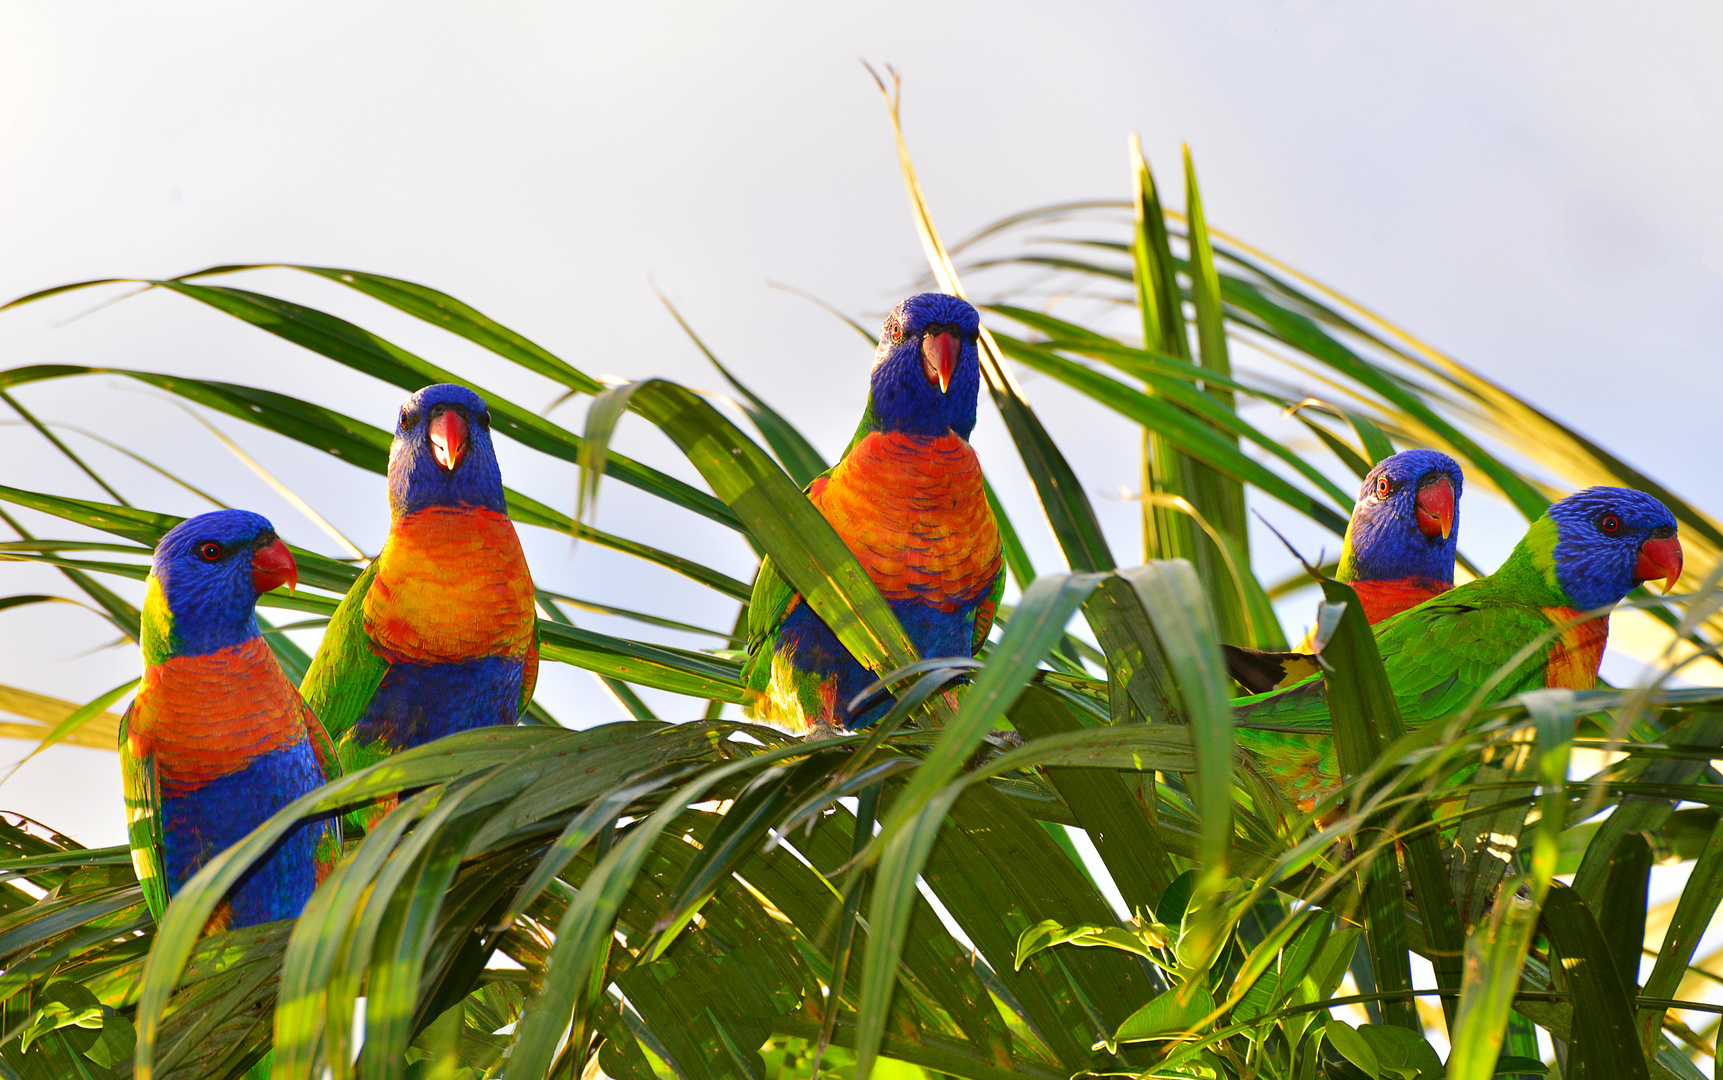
left=1651, top=525, right=1676, bottom=539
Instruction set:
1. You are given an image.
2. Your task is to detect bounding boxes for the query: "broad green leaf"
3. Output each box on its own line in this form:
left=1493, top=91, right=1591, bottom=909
left=1345, top=410, right=1396, bottom=467
left=983, top=477, right=1037, bottom=593
left=82, top=1008, right=135, bottom=1069
left=1007, top=683, right=1176, bottom=906
left=537, top=621, right=744, bottom=702
left=990, top=333, right=1350, bottom=536
left=1081, top=573, right=1179, bottom=727
left=1598, top=832, right=1652, bottom=991
left=1448, top=691, right=1577, bottom=1080
left=1450, top=727, right=1540, bottom=926
left=1119, top=563, right=1231, bottom=882
left=1108, top=980, right=1213, bottom=1046
left=1225, top=907, right=1324, bottom=1023
left=581, top=378, right=919, bottom=679
left=656, top=290, right=828, bottom=488
left=270, top=790, right=431, bottom=1080
left=1542, top=884, right=1650, bottom=1080
left=898, top=781, right=1154, bottom=1071
left=503, top=736, right=839, bottom=1080
left=1180, top=146, right=1255, bottom=646
left=644, top=757, right=834, bottom=959
left=1326, top=1020, right=1445, bottom=1080
left=1636, top=810, right=1723, bottom=1050
left=855, top=572, right=1123, bottom=1079
left=873, top=574, right=1101, bottom=849
left=1130, top=137, right=1197, bottom=576
left=286, top=265, right=606, bottom=393
left=1295, top=410, right=1375, bottom=480
left=1311, top=579, right=1416, bottom=1030
left=18, top=980, right=104, bottom=1053
left=1571, top=713, right=1723, bottom=908
left=357, top=786, right=492, bottom=1078
left=1012, top=920, right=1165, bottom=969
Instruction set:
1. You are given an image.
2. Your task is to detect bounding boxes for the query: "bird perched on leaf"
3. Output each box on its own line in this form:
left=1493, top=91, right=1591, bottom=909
left=121, top=510, right=340, bottom=929
left=301, top=384, right=536, bottom=818
left=743, top=293, right=1005, bottom=734
left=1235, top=486, right=1681, bottom=812
left=1226, top=449, right=1463, bottom=694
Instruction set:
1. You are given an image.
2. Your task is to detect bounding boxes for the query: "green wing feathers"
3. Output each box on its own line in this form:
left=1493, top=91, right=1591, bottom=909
left=970, top=568, right=1005, bottom=656
left=297, top=693, right=342, bottom=786
left=298, top=559, right=388, bottom=744
left=518, top=627, right=539, bottom=716
left=741, top=555, right=798, bottom=701
left=1235, top=582, right=1560, bottom=734
left=118, top=703, right=169, bottom=921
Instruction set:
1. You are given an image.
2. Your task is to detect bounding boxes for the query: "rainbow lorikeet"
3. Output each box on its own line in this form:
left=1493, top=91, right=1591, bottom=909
left=120, top=510, right=340, bottom=929
left=1227, top=449, right=1463, bottom=693
left=743, top=293, right=1006, bottom=733
left=1234, top=486, right=1681, bottom=812
left=300, top=385, right=537, bottom=802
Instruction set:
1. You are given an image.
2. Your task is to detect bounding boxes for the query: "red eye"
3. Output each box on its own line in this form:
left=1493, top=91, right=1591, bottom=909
left=1600, top=514, right=1621, bottom=534
left=198, top=541, right=223, bottom=562
left=1375, top=477, right=1392, bottom=499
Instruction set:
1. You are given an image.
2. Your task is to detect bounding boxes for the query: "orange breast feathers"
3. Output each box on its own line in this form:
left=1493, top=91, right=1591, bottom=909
left=1541, top=606, right=1610, bottom=690
left=128, top=638, right=310, bottom=796
left=1350, top=578, right=1449, bottom=625
left=364, top=505, right=536, bottom=664
left=811, top=431, right=1003, bottom=611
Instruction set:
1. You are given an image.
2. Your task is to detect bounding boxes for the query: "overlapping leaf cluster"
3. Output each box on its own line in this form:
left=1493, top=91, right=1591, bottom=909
left=0, top=80, right=1721, bottom=1080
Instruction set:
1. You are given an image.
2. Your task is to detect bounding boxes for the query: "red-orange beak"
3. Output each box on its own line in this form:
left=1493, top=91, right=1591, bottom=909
left=1635, top=533, right=1683, bottom=594
left=921, top=331, right=960, bottom=394
left=251, top=538, right=298, bottom=595
left=1415, top=474, right=1454, bottom=540
left=429, top=408, right=467, bottom=471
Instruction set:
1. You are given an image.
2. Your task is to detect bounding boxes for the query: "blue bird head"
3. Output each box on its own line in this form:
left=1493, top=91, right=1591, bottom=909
left=863, top=294, right=983, bottom=439
left=144, top=509, right=296, bottom=662
left=1339, top=449, right=1464, bottom=585
left=1545, top=486, right=1682, bottom=610
left=387, top=384, right=507, bottom=516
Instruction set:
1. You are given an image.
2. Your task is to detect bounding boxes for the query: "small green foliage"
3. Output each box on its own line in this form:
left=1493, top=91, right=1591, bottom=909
left=1324, top=1021, right=1445, bottom=1080
left=1108, top=980, right=1216, bottom=1048
left=1015, top=917, right=1170, bottom=970
left=2, top=980, right=134, bottom=1080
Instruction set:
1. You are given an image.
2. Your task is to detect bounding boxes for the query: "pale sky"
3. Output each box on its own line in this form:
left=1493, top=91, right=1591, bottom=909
left=3, top=1, right=1721, bottom=847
